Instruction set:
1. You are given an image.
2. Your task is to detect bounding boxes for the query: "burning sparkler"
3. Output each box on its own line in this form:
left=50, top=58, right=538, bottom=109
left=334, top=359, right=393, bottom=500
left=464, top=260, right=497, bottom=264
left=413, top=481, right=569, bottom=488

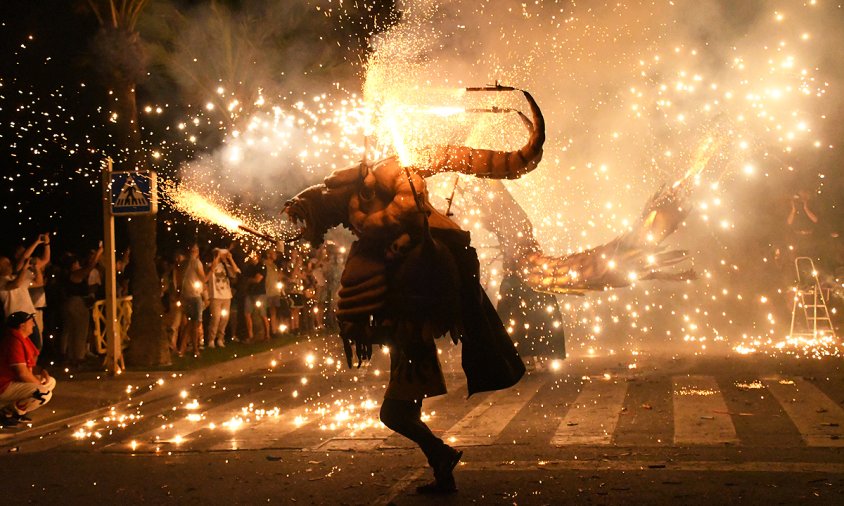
left=162, top=182, right=299, bottom=244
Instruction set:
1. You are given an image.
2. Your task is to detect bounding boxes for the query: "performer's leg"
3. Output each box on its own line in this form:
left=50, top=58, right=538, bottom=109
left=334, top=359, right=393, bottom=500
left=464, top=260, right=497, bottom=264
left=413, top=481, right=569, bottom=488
left=380, top=397, right=462, bottom=493
left=379, top=397, right=442, bottom=458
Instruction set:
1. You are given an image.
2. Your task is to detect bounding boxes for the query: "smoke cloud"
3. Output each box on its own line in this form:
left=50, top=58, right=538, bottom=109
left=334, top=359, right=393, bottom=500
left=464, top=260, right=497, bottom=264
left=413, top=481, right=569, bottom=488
left=167, top=0, right=843, bottom=356
left=362, top=0, right=844, bottom=356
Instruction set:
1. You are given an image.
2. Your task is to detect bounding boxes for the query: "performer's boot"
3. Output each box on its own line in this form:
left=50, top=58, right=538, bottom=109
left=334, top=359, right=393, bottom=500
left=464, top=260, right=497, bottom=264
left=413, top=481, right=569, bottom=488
left=416, top=445, right=462, bottom=494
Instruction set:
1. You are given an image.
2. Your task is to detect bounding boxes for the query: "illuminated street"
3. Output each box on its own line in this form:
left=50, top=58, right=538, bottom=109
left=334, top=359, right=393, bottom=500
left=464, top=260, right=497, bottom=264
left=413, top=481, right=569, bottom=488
left=1, top=336, right=841, bottom=504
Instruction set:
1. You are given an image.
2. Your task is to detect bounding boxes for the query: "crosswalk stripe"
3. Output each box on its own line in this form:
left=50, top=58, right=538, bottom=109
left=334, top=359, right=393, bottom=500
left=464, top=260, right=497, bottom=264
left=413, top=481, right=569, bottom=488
left=65, top=369, right=844, bottom=454
left=128, top=392, right=271, bottom=446
left=307, top=414, right=391, bottom=451
left=672, top=375, right=737, bottom=445
left=99, top=386, right=311, bottom=453
left=442, top=374, right=545, bottom=447
left=203, top=403, right=317, bottom=451
left=551, top=378, right=628, bottom=446
left=314, top=381, right=470, bottom=451
left=764, top=376, right=844, bottom=447
left=202, top=375, right=415, bottom=452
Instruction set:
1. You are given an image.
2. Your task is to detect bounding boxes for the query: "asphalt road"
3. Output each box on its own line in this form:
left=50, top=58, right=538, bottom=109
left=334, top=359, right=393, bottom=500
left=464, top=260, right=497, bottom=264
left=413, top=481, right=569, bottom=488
left=1, top=336, right=842, bottom=505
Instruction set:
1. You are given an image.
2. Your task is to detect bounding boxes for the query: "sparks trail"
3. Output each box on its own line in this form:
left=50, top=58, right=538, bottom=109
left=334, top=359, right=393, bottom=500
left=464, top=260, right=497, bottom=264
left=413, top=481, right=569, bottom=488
left=161, top=182, right=298, bottom=244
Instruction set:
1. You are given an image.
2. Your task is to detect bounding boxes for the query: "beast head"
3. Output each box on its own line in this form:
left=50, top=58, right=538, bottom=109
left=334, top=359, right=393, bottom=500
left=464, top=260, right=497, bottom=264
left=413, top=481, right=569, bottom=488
left=284, top=165, right=362, bottom=247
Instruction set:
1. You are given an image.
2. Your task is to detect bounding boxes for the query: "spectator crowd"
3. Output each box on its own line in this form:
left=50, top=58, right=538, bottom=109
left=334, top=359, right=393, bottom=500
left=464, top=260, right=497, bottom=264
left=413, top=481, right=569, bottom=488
left=0, top=233, right=343, bottom=426
left=158, top=241, right=343, bottom=357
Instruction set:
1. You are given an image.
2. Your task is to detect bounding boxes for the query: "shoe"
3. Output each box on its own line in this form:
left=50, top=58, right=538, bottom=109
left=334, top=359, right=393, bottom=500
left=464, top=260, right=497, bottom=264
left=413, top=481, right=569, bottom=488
left=417, top=446, right=462, bottom=494
left=0, top=413, right=20, bottom=427
left=216, top=341, right=225, bottom=348
left=14, top=413, right=32, bottom=423
left=416, top=480, right=457, bottom=495
left=208, top=341, right=216, bottom=349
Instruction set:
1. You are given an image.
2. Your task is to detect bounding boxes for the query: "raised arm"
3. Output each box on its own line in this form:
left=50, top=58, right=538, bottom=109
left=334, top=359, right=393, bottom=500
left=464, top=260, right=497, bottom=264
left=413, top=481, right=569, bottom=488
left=16, top=236, right=45, bottom=272
left=34, top=233, right=51, bottom=269
left=225, top=254, right=241, bottom=275
left=70, top=245, right=104, bottom=284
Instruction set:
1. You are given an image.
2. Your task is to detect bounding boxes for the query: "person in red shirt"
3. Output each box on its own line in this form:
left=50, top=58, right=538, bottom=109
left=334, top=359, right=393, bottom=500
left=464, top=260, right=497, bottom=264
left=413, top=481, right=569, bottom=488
left=0, top=311, right=55, bottom=427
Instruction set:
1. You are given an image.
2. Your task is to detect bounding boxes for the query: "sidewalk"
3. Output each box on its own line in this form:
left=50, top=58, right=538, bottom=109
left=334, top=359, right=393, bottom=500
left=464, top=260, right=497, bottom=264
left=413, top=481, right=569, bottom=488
left=0, top=333, right=327, bottom=448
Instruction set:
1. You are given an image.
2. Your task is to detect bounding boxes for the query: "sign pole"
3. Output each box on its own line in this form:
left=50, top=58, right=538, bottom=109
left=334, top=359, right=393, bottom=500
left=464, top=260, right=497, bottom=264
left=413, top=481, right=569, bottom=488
left=102, top=158, right=121, bottom=375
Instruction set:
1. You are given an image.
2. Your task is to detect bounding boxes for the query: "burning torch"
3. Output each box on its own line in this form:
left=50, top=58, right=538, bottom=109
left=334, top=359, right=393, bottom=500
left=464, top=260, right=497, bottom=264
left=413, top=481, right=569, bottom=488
left=464, top=82, right=535, bottom=132
left=465, top=81, right=516, bottom=92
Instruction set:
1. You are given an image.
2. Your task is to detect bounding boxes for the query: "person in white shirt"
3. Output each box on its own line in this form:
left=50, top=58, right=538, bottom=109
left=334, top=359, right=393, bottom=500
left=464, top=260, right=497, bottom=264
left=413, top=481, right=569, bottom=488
left=0, top=236, right=48, bottom=349
left=14, top=234, right=51, bottom=340
left=206, top=248, right=240, bottom=348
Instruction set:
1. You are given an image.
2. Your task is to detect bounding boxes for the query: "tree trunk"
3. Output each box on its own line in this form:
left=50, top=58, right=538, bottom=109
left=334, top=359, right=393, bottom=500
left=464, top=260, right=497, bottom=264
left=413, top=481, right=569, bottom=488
left=126, top=212, right=169, bottom=366
left=94, top=27, right=169, bottom=366
left=476, top=180, right=565, bottom=358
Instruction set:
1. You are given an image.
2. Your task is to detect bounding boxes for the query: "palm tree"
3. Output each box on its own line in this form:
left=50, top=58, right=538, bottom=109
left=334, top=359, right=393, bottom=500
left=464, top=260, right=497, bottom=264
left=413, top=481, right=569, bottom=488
left=87, top=0, right=170, bottom=366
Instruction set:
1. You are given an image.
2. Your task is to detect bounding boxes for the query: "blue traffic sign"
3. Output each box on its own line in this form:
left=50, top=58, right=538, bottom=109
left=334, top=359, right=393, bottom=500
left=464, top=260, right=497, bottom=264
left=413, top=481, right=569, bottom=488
left=111, top=171, right=157, bottom=215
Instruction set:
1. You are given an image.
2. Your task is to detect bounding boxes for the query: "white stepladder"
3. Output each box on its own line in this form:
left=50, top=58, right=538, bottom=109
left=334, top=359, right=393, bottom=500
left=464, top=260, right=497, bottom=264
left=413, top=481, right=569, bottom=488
left=789, top=257, right=837, bottom=339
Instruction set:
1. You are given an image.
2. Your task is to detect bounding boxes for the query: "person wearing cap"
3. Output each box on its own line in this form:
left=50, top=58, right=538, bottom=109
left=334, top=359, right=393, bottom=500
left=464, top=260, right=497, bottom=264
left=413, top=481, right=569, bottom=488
left=0, top=311, right=55, bottom=427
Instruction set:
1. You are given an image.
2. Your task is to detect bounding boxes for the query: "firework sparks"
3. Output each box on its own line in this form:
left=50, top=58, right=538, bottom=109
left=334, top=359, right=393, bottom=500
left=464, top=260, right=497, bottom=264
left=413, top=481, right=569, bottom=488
left=3, top=1, right=843, bottom=361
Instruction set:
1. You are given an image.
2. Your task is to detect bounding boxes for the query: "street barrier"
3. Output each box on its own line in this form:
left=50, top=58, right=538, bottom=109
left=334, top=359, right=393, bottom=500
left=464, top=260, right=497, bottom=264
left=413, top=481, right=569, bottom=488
left=92, top=296, right=133, bottom=355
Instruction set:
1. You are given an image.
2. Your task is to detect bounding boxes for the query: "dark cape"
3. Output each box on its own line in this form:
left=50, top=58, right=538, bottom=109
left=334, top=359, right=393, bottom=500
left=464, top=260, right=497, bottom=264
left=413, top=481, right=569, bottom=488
left=441, top=229, right=526, bottom=396
left=338, top=226, right=526, bottom=398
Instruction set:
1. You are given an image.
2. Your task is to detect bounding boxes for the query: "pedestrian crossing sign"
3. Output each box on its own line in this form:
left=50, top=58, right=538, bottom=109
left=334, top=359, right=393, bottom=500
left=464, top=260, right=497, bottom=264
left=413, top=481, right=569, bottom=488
left=111, top=171, right=157, bottom=216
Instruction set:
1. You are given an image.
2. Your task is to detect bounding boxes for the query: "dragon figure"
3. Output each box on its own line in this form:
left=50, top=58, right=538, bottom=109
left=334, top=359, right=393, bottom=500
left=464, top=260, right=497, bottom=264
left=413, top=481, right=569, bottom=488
left=285, top=88, right=696, bottom=364
left=283, top=87, right=697, bottom=493
left=285, top=89, right=545, bottom=383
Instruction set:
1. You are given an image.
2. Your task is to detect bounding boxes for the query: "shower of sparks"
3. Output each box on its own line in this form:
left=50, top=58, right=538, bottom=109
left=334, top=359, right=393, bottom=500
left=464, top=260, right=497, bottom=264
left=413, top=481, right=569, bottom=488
left=4, top=0, right=843, bottom=373
left=165, top=184, right=243, bottom=233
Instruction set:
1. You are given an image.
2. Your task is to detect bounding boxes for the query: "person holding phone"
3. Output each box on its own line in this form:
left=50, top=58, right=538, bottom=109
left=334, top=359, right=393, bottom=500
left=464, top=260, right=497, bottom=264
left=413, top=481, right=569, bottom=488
left=24, top=233, right=51, bottom=343
left=206, top=248, right=240, bottom=348
left=1, top=234, right=50, bottom=349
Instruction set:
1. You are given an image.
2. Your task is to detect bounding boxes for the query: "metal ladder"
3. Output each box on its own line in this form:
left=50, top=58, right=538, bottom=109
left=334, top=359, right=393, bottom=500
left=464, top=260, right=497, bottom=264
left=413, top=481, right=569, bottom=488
left=789, top=257, right=837, bottom=339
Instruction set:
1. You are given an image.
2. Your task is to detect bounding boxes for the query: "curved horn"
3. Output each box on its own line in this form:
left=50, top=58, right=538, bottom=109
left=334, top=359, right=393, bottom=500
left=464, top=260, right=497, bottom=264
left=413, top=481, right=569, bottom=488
left=414, top=89, right=545, bottom=179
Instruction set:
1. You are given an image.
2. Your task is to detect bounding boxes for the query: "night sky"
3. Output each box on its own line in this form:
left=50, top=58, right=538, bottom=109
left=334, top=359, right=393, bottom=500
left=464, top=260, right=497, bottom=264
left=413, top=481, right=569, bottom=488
left=0, top=0, right=394, bottom=257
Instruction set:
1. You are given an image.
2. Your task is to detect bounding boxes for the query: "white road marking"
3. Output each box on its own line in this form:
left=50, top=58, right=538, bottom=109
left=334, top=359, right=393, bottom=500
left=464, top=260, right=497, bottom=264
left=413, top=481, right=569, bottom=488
left=374, top=468, right=426, bottom=506
left=552, top=378, right=628, bottom=446
left=672, top=375, right=737, bottom=445
left=442, top=374, right=544, bottom=446
left=764, top=375, right=844, bottom=447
